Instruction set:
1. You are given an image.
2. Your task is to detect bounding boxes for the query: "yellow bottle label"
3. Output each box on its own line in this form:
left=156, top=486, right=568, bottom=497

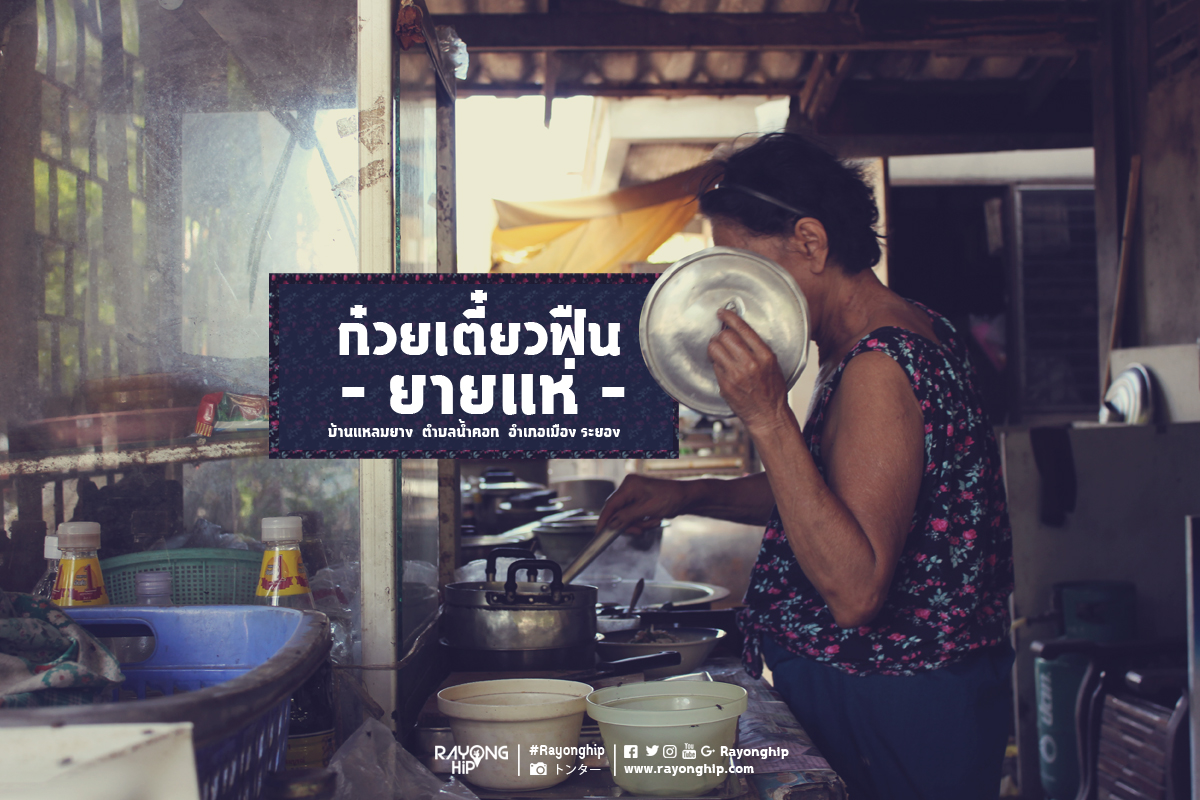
left=284, top=729, right=335, bottom=769
left=256, top=549, right=311, bottom=597
left=51, top=557, right=109, bottom=606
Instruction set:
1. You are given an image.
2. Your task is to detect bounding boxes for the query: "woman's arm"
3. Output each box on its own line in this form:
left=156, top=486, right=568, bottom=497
left=709, top=310, right=924, bottom=628
left=595, top=472, right=775, bottom=537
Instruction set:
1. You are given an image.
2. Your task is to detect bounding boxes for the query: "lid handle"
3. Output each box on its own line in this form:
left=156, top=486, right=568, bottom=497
left=504, top=559, right=563, bottom=597
left=485, top=546, right=537, bottom=582
left=719, top=297, right=745, bottom=330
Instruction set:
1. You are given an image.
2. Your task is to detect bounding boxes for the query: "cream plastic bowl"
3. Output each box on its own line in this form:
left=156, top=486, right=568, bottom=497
left=586, top=681, right=749, bottom=797
left=437, top=678, right=593, bottom=790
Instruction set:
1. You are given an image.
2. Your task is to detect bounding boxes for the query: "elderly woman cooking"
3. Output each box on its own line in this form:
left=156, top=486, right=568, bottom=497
left=596, top=133, right=1014, bottom=800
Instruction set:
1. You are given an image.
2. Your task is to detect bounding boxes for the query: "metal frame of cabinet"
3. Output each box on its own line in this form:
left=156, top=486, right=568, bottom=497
left=359, top=0, right=459, bottom=732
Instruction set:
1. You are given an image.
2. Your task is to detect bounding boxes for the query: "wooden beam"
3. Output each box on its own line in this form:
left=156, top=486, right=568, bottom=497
left=828, top=132, right=1092, bottom=159
left=796, top=53, right=833, bottom=115
left=796, top=0, right=857, bottom=125
left=438, top=3, right=1099, bottom=55
left=457, top=81, right=805, bottom=97
left=1024, top=54, right=1078, bottom=114
left=544, top=50, right=559, bottom=127
left=456, top=74, right=1092, bottom=101
left=806, top=52, right=857, bottom=123
left=1089, top=3, right=1127, bottom=400
left=818, top=79, right=1093, bottom=138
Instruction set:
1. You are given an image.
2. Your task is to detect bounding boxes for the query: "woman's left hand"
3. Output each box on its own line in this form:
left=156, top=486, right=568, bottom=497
left=707, top=308, right=791, bottom=431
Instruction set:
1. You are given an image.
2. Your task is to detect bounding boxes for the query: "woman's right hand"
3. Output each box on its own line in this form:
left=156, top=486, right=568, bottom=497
left=594, top=474, right=692, bottom=536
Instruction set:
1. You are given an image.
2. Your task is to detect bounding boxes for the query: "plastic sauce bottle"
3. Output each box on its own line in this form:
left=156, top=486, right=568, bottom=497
left=32, top=535, right=60, bottom=601
left=51, top=522, right=108, bottom=606
left=255, top=517, right=315, bottom=609
left=111, top=571, right=174, bottom=664
left=134, top=570, right=174, bottom=607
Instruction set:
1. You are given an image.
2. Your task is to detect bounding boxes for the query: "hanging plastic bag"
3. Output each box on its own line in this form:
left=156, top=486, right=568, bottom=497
left=330, top=717, right=479, bottom=800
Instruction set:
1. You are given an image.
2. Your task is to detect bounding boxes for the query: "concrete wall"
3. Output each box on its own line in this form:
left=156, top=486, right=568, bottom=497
left=1136, top=43, right=1200, bottom=345
left=1004, top=422, right=1200, bottom=797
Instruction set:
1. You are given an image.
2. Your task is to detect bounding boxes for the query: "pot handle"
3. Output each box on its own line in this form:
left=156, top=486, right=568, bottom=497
left=485, top=546, right=537, bottom=582
left=588, top=651, right=683, bottom=680
left=504, top=558, right=563, bottom=596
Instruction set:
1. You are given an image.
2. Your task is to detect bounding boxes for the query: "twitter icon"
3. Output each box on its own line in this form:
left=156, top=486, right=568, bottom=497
left=645, top=746, right=660, bottom=756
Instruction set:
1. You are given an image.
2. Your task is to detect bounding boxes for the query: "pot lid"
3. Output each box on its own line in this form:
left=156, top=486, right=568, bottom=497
left=1101, top=364, right=1154, bottom=425
left=444, top=579, right=597, bottom=609
left=478, top=480, right=545, bottom=496
left=460, top=530, right=535, bottom=548
left=640, top=247, right=810, bottom=418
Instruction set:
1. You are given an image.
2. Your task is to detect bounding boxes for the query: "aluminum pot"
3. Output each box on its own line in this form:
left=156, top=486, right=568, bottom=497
left=473, top=474, right=546, bottom=536
left=549, top=478, right=616, bottom=512
left=458, top=530, right=536, bottom=565
left=442, top=556, right=597, bottom=654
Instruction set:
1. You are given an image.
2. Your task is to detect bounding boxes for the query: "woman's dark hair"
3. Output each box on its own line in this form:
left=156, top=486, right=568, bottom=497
left=699, top=132, right=883, bottom=274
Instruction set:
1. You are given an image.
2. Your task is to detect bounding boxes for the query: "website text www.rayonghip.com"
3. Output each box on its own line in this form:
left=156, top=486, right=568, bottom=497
left=623, top=763, right=757, bottom=777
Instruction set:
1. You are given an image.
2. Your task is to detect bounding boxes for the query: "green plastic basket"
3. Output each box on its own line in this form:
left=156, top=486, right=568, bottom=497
left=99, top=548, right=263, bottom=606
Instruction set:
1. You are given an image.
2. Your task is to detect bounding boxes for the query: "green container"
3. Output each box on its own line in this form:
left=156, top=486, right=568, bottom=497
left=1056, top=580, right=1136, bottom=642
left=100, top=548, right=262, bottom=606
left=1035, top=652, right=1089, bottom=800
left=1037, top=580, right=1137, bottom=799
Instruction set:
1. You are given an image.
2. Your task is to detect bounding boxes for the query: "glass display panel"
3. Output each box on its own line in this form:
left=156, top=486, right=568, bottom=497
left=0, top=1, right=363, bottom=642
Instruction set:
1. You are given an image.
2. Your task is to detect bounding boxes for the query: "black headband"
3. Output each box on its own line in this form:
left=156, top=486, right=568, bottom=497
left=712, top=182, right=815, bottom=220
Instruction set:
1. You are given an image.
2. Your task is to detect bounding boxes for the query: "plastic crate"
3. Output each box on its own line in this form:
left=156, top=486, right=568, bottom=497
left=100, top=548, right=262, bottom=605
left=0, top=606, right=329, bottom=800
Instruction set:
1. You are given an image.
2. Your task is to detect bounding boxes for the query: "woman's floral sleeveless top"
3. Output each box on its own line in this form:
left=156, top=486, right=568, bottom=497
left=738, top=306, right=1013, bottom=677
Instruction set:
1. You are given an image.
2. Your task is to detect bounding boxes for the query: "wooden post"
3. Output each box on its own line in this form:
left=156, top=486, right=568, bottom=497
left=1103, top=154, right=1142, bottom=392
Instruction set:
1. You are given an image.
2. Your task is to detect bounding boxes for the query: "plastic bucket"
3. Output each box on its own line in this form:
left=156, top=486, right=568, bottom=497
left=438, top=679, right=593, bottom=791
left=0, top=607, right=329, bottom=800
left=586, top=681, right=748, bottom=797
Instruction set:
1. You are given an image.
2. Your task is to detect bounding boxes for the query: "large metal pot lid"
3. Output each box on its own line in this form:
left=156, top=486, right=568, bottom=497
left=460, top=530, right=535, bottom=548
left=477, top=480, right=545, bottom=496
left=640, top=247, right=811, bottom=418
left=445, top=558, right=598, bottom=609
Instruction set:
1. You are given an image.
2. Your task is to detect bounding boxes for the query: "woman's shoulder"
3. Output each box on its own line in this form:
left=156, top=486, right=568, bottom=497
left=835, top=323, right=979, bottom=420
left=840, top=302, right=968, bottom=373
left=840, top=325, right=945, bottom=375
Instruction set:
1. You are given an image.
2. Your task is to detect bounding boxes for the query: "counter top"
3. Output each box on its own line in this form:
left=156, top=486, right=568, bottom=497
left=411, top=657, right=845, bottom=800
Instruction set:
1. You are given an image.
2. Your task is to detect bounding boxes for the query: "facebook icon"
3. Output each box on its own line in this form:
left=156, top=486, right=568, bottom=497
left=624, top=745, right=638, bottom=759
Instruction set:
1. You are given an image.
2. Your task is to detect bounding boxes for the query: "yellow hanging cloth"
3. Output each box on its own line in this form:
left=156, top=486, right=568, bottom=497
left=490, top=164, right=716, bottom=273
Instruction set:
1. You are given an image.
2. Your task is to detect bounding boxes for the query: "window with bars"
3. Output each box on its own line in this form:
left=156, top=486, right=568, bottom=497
left=32, top=0, right=146, bottom=403
left=2, top=0, right=359, bottom=438
left=1, top=0, right=364, bottom=542
left=1014, top=187, right=1099, bottom=415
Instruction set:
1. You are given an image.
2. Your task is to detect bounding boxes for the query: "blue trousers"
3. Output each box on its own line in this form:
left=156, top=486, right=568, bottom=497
left=763, top=636, right=1014, bottom=800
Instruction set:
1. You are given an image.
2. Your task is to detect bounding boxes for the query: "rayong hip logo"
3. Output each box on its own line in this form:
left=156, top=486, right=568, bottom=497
left=269, top=273, right=678, bottom=459
left=433, top=744, right=510, bottom=775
